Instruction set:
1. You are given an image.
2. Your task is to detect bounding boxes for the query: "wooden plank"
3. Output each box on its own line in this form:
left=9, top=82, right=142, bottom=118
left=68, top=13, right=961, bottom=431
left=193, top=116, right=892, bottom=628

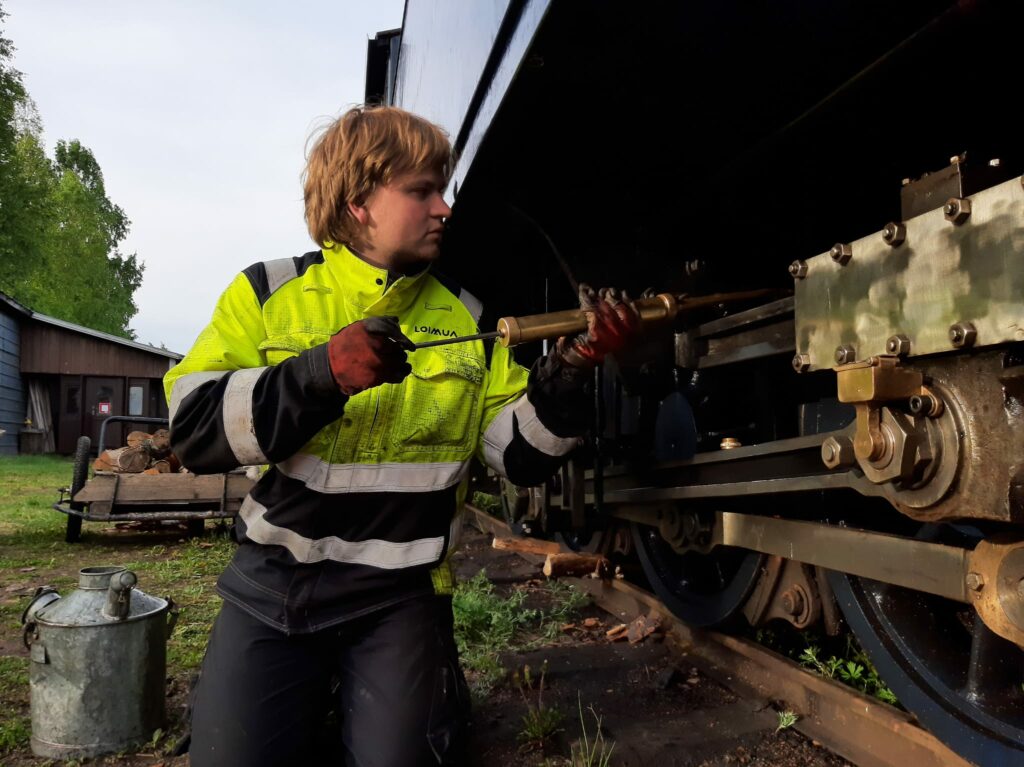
left=75, top=473, right=255, bottom=504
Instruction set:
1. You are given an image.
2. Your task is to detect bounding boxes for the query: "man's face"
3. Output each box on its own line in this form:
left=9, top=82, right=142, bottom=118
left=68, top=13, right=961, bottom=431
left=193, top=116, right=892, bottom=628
left=353, top=168, right=452, bottom=270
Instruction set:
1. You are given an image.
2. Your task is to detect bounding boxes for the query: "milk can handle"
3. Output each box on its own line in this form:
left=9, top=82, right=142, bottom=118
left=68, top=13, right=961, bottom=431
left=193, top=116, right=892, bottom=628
left=166, top=597, right=180, bottom=639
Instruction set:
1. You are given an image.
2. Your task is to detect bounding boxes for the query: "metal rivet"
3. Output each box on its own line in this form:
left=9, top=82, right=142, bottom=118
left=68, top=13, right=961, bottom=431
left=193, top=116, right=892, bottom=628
left=830, top=243, right=852, bottom=265
left=989, top=158, right=1002, bottom=167
left=792, top=354, right=810, bottom=373
left=885, top=334, right=911, bottom=357
left=944, top=197, right=971, bottom=225
left=834, top=345, right=857, bottom=365
left=882, top=222, right=906, bottom=247
left=949, top=321, right=977, bottom=348
left=788, top=260, right=808, bottom=279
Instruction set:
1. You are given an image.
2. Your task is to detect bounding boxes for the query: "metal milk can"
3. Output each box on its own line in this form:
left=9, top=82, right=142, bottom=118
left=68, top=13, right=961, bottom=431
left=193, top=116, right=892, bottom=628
left=21, top=566, right=178, bottom=759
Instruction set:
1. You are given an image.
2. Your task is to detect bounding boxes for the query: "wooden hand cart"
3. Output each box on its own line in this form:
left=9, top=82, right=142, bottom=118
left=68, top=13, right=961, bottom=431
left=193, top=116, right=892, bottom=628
left=52, top=417, right=257, bottom=543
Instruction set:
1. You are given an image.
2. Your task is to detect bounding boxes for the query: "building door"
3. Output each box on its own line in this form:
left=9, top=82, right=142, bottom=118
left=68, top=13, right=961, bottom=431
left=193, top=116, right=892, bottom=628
left=58, top=375, right=83, bottom=454
left=84, top=376, right=124, bottom=451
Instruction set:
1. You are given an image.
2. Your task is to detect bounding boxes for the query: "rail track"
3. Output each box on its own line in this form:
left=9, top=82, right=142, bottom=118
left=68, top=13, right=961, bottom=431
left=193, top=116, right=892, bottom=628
left=467, top=505, right=971, bottom=767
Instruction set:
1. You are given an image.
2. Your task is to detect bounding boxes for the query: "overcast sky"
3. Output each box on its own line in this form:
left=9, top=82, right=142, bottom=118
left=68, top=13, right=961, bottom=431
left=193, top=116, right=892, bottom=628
left=4, top=1, right=405, bottom=354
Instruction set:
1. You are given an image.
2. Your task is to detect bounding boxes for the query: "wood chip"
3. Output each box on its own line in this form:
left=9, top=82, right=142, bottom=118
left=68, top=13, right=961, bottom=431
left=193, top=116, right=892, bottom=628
left=605, top=623, right=628, bottom=639
left=626, top=614, right=664, bottom=644
left=582, top=617, right=601, bottom=629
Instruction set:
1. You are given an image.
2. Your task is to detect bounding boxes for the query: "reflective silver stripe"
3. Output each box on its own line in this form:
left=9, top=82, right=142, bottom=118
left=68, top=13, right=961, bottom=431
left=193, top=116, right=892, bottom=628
left=512, top=396, right=578, bottom=456
left=276, top=452, right=469, bottom=493
left=222, top=368, right=269, bottom=465
left=458, top=288, right=484, bottom=324
left=239, top=496, right=444, bottom=568
left=264, top=257, right=298, bottom=296
left=481, top=402, right=516, bottom=473
left=169, top=371, right=229, bottom=423
left=481, top=395, right=578, bottom=472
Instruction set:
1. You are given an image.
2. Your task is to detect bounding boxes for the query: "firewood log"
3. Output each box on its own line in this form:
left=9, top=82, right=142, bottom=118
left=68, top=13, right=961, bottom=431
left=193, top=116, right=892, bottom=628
left=492, top=536, right=561, bottom=556
left=542, top=553, right=610, bottom=579
left=150, top=459, right=172, bottom=473
left=126, top=431, right=152, bottom=448
left=115, top=445, right=150, bottom=473
left=149, top=429, right=171, bottom=457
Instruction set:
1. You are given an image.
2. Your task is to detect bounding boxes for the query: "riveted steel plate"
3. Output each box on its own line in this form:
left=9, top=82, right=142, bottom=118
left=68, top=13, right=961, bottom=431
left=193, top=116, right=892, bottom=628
left=795, top=176, right=1024, bottom=371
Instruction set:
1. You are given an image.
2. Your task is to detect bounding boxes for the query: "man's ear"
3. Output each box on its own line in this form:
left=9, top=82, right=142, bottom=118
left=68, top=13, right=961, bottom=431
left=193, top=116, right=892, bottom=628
left=347, top=200, right=369, bottom=226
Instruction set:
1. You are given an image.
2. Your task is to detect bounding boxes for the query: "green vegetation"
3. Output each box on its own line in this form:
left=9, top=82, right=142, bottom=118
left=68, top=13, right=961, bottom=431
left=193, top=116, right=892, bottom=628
left=0, top=454, right=232, bottom=756
left=514, top=661, right=563, bottom=748
left=775, top=709, right=799, bottom=732
left=799, top=638, right=898, bottom=705
left=569, top=694, right=615, bottom=767
left=0, top=3, right=143, bottom=337
left=472, top=490, right=502, bottom=516
left=753, top=623, right=899, bottom=707
left=453, top=570, right=588, bottom=697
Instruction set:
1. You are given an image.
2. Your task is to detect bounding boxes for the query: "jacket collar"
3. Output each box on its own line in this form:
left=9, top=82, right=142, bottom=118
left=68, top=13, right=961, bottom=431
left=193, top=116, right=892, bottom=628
left=322, top=243, right=431, bottom=316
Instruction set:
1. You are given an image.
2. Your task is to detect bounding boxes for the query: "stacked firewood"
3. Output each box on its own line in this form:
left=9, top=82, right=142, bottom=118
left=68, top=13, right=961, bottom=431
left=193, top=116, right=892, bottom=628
left=92, top=430, right=184, bottom=474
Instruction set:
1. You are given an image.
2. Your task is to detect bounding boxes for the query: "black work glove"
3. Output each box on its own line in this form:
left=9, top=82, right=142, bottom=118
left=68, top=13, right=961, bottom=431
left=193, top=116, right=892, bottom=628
left=326, top=316, right=414, bottom=396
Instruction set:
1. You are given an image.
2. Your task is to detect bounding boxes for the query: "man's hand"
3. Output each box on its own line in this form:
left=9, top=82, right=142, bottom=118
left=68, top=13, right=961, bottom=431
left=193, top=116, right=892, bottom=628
left=557, top=284, right=640, bottom=368
left=327, top=316, right=415, bottom=396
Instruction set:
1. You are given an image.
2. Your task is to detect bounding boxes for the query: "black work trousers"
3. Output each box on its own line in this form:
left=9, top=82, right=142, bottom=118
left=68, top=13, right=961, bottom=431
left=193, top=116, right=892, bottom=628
left=189, top=595, right=471, bottom=767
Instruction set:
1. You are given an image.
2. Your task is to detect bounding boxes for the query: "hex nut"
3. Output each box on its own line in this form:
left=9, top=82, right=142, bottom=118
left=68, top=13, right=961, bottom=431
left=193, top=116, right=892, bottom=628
left=882, top=222, right=906, bottom=247
left=821, top=436, right=856, bottom=470
left=944, top=197, right=971, bottom=225
left=788, top=260, right=808, bottom=279
left=966, top=572, right=985, bottom=592
left=834, top=345, right=857, bottom=365
left=886, top=334, right=911, bottom=357
left=830, top=242, right=852, bottom=265
left=792, top=353, right=811, bottom=373
left=949, top=321, right=977, bottom=348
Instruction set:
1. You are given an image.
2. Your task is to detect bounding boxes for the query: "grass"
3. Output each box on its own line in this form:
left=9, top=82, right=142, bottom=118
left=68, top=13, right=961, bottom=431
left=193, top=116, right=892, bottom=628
left=775, top=709, right=799, bottom=732
left=569, top=694, right=615, bottom=767
left=514, top=661, right=564, bottom=748
left=453, top=570, right=589, bottom=698
left=0, top=454, right=235, bottom=757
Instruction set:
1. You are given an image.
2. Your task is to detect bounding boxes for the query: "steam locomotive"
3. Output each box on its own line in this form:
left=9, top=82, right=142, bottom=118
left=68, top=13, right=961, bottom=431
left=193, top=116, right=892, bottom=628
left=367, top=2, right=1024, bottom=763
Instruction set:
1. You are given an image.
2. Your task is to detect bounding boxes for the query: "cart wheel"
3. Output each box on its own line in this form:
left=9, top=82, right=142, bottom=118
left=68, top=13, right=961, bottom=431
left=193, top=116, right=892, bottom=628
left=66, top=436, right=90, bottom=543
left=186, top=519, right=206, bottom=538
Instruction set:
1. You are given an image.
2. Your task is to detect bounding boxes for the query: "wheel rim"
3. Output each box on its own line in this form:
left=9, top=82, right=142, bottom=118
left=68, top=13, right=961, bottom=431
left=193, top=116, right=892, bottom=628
left=631, top=521, right=764, bottom=628
left=829, top=548, right=1024, bottom=766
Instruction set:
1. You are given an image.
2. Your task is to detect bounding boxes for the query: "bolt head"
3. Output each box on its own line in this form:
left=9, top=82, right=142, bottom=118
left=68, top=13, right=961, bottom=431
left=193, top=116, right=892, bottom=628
left=821, top=435, right=855, bottom=470
left=834, top=345, right=857, bottom=365
left=989, top=158, right=1002, bottom=167
left=882, top=221, right=906, bottom=247
left=944, top=197, right=971, bottom=225
left=966, top=572, right=985, bottom=592
left=886, top=334, right=911, bottom=357
left=830, top=243, right=852, bottom=265
left=792, top=353, right=811, bottom=373
left=788, top=260, right=808, bottom=279
left=949, top=321, right=977, bottom=348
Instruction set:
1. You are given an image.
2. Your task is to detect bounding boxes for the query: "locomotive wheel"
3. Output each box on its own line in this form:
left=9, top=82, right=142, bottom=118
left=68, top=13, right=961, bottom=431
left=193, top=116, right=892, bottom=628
left=631, top=521, right=764, bottom=628
left=829, top=524, right=1024, bottom=766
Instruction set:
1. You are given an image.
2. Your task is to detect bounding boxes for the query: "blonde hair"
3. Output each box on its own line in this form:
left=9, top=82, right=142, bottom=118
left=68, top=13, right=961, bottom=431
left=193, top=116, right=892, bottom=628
left=303, top=106, right=454, bottom=247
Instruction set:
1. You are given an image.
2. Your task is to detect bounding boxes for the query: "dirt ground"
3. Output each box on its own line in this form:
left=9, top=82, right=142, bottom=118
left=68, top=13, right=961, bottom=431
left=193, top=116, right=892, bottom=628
left=0, top=518, right=854, bottom=767
left=454, top=523, right=853, bottom=767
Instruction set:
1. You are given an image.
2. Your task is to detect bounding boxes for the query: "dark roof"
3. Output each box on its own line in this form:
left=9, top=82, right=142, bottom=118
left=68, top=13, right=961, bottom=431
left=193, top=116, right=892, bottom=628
left=0, top=290, right=182, bottom=360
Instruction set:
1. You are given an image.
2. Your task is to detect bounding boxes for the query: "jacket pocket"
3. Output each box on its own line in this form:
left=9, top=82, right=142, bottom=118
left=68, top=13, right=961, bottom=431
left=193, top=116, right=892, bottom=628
left=258, top=332, right=331, bottom=366
left=388, top=350, right=484, bottom=455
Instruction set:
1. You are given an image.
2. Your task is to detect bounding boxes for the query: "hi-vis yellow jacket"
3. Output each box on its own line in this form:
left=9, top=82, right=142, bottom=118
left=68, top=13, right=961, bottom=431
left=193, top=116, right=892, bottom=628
left=164, top=244, right=582, bottom=633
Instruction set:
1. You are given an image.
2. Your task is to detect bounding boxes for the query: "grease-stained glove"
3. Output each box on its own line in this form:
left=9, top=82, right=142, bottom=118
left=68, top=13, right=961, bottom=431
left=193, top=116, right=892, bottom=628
left=327, top=315, right=414, bottom=396
left=557, top=284, right=641, bottom=368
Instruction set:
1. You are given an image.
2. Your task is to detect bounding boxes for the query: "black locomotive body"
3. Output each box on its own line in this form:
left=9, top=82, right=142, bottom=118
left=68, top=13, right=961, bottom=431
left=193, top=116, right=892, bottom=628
left=369, top=3, right=1024, bottom=763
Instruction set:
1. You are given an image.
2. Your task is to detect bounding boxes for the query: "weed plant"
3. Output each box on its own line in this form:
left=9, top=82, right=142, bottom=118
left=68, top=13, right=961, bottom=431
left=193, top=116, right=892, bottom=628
left=753, top=623, right=899, bottom=706
left=569, top=693, right=615, bottom=767
left=514, top=661, right=564, bottom=748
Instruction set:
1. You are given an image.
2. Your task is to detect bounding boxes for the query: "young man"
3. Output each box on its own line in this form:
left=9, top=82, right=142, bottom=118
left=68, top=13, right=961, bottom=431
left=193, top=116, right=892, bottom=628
left=165, top=105, right=637, bottom=766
